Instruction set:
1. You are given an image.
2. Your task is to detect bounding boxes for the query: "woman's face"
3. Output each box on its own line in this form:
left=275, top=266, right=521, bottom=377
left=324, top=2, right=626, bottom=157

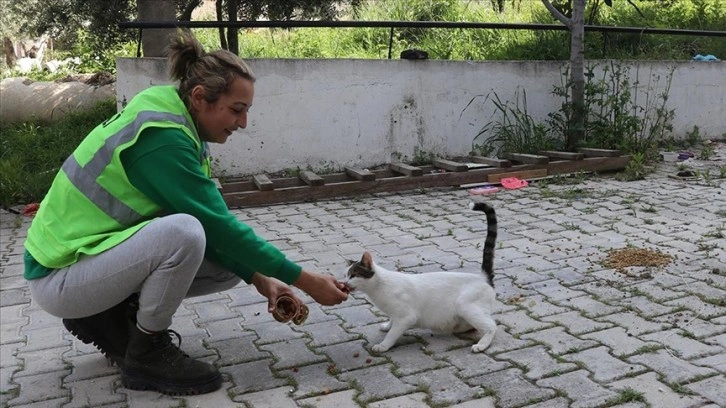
left=191, top=77, right=255, bottom=144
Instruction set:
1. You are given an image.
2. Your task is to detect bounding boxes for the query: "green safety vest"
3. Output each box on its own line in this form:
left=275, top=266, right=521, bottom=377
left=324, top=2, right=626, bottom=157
left=25, top=85, right=212, bottom=269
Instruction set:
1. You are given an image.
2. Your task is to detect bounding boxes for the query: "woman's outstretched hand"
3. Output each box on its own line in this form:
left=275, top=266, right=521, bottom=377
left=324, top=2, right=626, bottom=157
left=252, top=273, right=303, bottom=313
left=293, top=270, right=349, bottom=306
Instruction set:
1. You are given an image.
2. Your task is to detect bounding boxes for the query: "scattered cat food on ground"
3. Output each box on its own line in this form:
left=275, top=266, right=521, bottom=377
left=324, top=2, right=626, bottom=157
left=506, top=294, right=526, bottom=304
left=602, top=248, right=673, bottom=275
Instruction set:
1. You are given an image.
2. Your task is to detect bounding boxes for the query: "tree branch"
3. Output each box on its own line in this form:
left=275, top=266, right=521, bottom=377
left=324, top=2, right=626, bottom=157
left=541, top=0, right=572, bottom=28
left=626, top=0, right=647, bottom=20
left=587, top=0, right=600, bottom=25
left=178, top=0, right=202, bottom=21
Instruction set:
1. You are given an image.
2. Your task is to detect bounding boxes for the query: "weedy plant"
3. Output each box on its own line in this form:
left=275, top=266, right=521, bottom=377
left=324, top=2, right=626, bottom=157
left=685, top=125, right=702, bottom=147
left=471, top=88, right=563, bottom=158
left=698, top=144, right=715, bottom=160
left=475, top=62, right=675, bottom=166
left=617, top=152, right=650, bottom=181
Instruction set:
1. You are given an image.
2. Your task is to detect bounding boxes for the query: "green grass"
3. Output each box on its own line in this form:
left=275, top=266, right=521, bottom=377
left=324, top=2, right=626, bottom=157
left=188, top=0, right=726, bottom=62
left=633, top=344, right=663, bottom=354
left=609, top=387, right=646, bottom=404
left=0, top=98, right=117, bottom=208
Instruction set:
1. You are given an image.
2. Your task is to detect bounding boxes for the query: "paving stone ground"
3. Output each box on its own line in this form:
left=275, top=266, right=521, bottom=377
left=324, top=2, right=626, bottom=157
left=1, top=161, right=725, bottom=408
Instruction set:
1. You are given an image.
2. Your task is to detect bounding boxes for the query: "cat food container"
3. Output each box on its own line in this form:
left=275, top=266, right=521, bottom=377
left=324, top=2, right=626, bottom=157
left=660, top=152, right=678, bottom=162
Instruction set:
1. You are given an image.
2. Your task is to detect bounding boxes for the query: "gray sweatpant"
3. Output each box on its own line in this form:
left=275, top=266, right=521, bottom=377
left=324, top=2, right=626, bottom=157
left=28, top=214, right=242, bottom=331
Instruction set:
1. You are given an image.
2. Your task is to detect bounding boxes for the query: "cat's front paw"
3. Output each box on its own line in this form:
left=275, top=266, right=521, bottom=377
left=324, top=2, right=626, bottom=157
left=371, top=343, right=391, bottom=353
left=471, top=344, right=489, bottom=353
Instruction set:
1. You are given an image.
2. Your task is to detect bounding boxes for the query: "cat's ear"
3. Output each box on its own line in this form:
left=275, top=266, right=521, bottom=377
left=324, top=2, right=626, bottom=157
left=361, top=252, right=373, bottom=269
left=346, top=259, right=356, bottom=266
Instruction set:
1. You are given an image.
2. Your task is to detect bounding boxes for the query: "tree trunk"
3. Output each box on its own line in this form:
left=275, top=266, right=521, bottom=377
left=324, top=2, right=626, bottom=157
left=569, top=0, right=586, bottom=150
left=3, top=37, right=16, bottom=68
left=541, top=0, right=586, bottom=150
left=137, top=0, right=177, bottom=57
left=490, top=0, right=505, bottom=12
left=226, top=0, right=239, bottom=55
left=216, top=0, right=227, bottom=50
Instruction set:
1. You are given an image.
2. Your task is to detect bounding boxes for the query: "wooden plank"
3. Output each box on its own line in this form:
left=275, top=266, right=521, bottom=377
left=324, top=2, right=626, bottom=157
left=469, top=155, right=512, bottom=168
left=432, top=158, right=469, bottom=172
left=547, top=156, right=631, bottom=174
left=487, top=169, right=547, bottom=183
left=212, top=178, right=223, bottom=193
left=539, top=150, right=584, bottom=161
left=345, top=167, right=376, bottom=181
left=222, top=168, right=399, bottom=192
left=504, top=153, right=550, bottom=164
left=252, top=174, right=274, bottom=191
left=389, top=163, right=423, bottom=177
left=299, top=170, right=325, bottom=186
left=223, top=156, right=631, bottom=208
left=225, top=170, right=502, bottom=208
left=578, top=148, right=622, bottom=157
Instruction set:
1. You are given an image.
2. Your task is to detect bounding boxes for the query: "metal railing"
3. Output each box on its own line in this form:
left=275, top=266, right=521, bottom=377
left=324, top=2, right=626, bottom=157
left=119, top=20, right=726, bottom=58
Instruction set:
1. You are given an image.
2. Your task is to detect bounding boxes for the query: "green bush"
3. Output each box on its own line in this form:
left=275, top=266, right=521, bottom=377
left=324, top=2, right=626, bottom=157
left=548, top=62, right=675, bottom=156
left=0, top=99, right=117, bottom=208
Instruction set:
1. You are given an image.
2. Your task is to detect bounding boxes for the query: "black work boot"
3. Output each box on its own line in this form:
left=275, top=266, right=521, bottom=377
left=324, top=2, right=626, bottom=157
left=63, top=294, right=139, bottom=366
left=121, top=326, right=222, bottom=395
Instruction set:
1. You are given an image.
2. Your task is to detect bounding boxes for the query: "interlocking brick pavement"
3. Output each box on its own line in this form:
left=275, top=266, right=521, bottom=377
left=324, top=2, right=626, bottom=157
left=1, top=163, right=724, bottom=407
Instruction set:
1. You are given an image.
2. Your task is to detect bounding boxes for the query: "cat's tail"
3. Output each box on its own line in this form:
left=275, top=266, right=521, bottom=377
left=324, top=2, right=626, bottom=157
left=469, top=201, right=497, bottom=288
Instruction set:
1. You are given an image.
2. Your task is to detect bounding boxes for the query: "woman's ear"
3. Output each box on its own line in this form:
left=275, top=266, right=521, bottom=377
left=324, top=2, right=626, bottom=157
left=189, top=85, right=207, bottom=111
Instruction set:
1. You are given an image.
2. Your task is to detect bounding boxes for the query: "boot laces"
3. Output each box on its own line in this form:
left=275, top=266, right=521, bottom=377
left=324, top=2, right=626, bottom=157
left=154, top=329, right=189, bottom=363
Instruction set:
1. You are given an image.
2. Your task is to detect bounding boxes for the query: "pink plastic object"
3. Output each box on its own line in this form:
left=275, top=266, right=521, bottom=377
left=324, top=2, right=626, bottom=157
left=500, top=177, right=528, bottom=189
left=468, top=186, right=499, bottom=195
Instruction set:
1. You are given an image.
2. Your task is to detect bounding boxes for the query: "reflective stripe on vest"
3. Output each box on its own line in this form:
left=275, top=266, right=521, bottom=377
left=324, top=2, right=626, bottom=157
left=61, top=110, right=193, bottom=226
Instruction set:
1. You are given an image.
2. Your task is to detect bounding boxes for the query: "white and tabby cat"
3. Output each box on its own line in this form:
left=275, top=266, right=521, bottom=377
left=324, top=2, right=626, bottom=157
left=344, top=202, right=497, bottom=353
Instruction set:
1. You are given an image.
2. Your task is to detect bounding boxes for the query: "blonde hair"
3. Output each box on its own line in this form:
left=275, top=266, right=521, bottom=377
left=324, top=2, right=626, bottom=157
left=166, top=29, right=255, bottom=107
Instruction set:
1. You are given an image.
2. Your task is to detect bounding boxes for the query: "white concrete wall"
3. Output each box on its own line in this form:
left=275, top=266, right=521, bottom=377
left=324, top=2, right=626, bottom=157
left=116, top=58, right=725, bottom=177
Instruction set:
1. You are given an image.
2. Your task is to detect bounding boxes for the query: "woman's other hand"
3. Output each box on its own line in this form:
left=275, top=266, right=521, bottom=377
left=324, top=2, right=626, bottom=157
left=293, top=270, right=348, bottom=306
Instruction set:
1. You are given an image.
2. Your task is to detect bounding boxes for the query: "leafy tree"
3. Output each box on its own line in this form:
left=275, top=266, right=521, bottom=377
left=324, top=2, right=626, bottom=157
left=541, top=0, right=677, bottom=149
left=9, top=0, right=359, bottom=59
left=0, top=0, right=31, bottom=41
left=1, top=0, right=139, bottom=69
left=27, top=0, right=136, bottom=53
left=0, top=0, right=28, bottom=67
left=213, top=0, right=362, bottom=55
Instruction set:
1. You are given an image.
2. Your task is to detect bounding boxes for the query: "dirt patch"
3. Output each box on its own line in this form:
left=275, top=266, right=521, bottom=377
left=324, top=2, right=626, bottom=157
left=602, top=247, right=673, bottom=277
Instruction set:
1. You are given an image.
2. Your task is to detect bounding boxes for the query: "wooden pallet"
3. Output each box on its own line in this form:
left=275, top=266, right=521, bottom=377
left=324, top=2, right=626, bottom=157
left=221, top=148, right=630, bottom=208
